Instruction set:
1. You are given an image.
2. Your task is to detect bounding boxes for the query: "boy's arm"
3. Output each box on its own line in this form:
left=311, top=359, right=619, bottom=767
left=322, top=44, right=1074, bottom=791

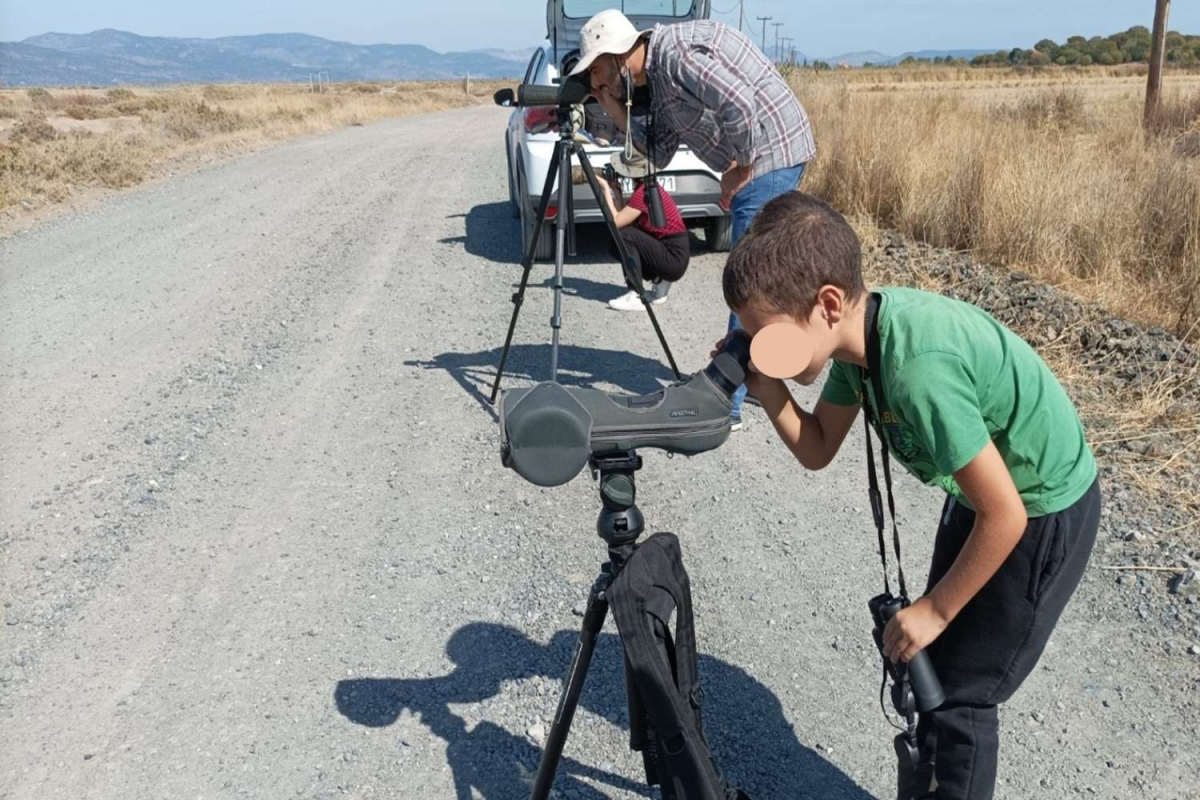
left=883, top=443, right=1028, bottom=663
left=752, top=377, right=859, bottom=470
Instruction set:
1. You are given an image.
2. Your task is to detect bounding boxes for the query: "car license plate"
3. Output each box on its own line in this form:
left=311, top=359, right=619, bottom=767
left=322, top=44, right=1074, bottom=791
left=620, top=175, right=676, bottom=194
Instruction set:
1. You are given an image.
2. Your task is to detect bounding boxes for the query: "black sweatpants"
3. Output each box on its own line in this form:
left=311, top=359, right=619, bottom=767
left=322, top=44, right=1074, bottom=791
left=916, top=479, right=1100, bottom=799
left=611, top=227, right=690, bottom=284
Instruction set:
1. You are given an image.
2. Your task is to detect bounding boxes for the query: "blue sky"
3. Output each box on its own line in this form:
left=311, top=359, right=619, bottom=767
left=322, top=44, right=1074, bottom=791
left=1, top=1, right=1196, bottom=57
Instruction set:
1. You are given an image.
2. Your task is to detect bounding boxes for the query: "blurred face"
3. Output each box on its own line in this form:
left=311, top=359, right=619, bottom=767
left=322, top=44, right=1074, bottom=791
left=734, top=285, right=850, bottom=385
left=589, top=54, right=625, bottom=102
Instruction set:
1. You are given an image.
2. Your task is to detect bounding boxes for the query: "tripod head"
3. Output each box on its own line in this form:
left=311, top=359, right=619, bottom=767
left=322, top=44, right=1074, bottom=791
left=592, top=451, right=645, bottom=552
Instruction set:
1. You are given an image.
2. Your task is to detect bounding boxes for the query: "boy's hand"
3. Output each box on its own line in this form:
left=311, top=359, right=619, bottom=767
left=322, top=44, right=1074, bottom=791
left=882, top=597, right=949, bottom=664
left=709, top=337, right=785, bottom=408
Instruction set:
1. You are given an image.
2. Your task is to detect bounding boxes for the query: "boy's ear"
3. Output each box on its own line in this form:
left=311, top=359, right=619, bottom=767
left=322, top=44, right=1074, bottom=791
left=816, top=284, right=848, bottom=325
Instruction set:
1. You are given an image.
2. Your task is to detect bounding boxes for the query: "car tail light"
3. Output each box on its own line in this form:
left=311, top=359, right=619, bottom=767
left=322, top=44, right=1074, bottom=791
left=545, top=206, right=557, bottom=220
left=524, top=106, right=558, bottom=135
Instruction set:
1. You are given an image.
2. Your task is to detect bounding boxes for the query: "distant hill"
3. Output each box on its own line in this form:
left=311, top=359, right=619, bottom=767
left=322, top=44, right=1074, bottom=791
left=818, top=48, right=995, bottom=67
left=0, top=29, right=526, bottom=86
left=822, top=50, right=893, bottom=67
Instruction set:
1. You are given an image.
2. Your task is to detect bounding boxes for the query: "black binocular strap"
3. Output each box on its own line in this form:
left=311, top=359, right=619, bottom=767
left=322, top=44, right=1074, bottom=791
left=862, top=293, right=909, bottom=601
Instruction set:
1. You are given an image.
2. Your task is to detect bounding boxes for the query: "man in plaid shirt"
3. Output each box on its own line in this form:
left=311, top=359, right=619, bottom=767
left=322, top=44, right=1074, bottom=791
left=574, top=10, right=816, bottom=429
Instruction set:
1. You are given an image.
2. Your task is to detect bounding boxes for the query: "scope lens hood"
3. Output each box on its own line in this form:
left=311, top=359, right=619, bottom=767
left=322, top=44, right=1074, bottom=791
left=499, top=382, right=593, bottom=487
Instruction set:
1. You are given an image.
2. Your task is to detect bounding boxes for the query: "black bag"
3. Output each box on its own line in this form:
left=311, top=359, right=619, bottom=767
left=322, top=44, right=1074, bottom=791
left=607, top=532, right=748, bottom=800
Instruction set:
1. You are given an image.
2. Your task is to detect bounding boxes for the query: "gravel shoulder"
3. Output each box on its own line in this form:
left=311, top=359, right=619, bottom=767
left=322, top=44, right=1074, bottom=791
left=1, top=105, right=1197, bottom=800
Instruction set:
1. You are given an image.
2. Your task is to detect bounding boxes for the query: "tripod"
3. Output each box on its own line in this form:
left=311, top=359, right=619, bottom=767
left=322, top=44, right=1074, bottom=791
left=489, top=107, right=681, bottom=405
left=530, top=451, right=735, bottom=800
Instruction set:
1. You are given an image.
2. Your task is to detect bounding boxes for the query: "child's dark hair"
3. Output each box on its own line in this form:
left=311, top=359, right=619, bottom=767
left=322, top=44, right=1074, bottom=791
left=722, top=192, right=865, bottom=317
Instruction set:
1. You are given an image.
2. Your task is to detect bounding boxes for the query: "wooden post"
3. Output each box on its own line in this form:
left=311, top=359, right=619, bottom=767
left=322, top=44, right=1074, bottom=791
left=1144, top=0, right=1171, bottom=129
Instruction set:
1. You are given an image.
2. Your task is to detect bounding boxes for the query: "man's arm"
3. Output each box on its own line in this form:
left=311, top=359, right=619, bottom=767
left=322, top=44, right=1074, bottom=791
left=751, top=377, right=859, bottom=471
left=676, top=46, right=757, bottom=169
left=883, top=442, right=1028, bottom=663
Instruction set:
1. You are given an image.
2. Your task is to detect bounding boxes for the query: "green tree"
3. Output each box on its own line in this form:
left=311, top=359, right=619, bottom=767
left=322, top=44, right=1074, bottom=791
left=1034, top=38, right=1059, bottom=54
left=1029, top=50, right=1052, bottom=67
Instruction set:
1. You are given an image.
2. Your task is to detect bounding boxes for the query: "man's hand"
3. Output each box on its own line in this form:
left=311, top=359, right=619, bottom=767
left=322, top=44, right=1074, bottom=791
left=592, top=88, right=628, bottom=133
left=882, top=597, right=949, bottom=664
left=720, top=162, right=754, bottom=210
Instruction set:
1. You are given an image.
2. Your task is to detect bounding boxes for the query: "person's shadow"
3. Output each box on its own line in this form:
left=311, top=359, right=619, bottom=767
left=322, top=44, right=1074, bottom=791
left=335, top=622, right=878, bottom=800
left=405, top=343, right=680, bottom=420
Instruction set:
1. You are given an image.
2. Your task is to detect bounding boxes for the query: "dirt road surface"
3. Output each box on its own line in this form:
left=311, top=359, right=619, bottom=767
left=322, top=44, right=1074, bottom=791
left=2, top=106, right=1197, bottom=800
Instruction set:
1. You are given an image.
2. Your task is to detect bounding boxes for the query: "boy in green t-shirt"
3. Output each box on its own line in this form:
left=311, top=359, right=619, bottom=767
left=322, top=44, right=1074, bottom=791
left=717, top=193, right=1100, bottom=800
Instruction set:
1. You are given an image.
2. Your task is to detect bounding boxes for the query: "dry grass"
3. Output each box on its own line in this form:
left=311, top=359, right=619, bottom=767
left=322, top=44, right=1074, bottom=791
left=0, top=81, right=507, bottom=214
left=792, top=69, right=1200, bottom=342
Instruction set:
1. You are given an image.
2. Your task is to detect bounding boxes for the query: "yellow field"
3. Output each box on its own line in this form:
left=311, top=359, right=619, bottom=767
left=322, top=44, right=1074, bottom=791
left=788, top=66, right=1200, bottom=342
left=0, top=81, right=506, bottom=217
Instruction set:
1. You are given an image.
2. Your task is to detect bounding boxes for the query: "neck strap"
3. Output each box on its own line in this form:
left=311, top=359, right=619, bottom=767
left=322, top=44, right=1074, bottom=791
left=862, top=293, right=908, bottom=599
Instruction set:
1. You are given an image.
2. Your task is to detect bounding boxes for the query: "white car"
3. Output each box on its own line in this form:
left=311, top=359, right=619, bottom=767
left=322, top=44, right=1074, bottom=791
left=504, top=0, right=731, bottom=262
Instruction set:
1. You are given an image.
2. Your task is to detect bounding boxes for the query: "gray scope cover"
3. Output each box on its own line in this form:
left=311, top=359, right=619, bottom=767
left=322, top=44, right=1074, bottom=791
left=499, top=369, right=736, bottom=487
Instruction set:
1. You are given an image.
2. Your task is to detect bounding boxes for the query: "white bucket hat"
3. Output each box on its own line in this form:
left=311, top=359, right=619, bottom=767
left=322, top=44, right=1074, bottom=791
left=568, top=9, right=646, bottom=77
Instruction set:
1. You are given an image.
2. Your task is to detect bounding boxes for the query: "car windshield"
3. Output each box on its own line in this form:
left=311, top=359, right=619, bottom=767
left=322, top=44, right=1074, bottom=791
left=562, top=1, right=694, bottom=19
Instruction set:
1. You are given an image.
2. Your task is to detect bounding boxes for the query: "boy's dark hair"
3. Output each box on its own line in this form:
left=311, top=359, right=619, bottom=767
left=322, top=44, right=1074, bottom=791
left=723, top=192, right=865, bottom=317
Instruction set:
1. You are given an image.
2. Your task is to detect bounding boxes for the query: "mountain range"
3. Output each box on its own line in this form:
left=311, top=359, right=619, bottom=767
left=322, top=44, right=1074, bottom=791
left=0, top=28, right=997, bottom=86
left=0, top=29, right=536, bottom=86
left=817, top=49, right=995, bottom=66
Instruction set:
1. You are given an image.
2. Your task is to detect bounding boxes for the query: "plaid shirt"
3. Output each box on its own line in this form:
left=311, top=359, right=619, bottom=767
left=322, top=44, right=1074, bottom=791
left=630, top=21, right=816, bottom=179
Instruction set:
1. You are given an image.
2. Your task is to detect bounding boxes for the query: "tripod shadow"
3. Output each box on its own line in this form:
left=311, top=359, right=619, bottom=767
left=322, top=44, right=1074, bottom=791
left=405, top=344, right=678, bottom=420
left=444, top=204, right=702, bottom=269
left=335, top=622, right=878, bottom=800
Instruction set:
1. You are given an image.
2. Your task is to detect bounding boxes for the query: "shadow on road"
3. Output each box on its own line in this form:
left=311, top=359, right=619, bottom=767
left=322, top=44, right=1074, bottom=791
left=442, top=203, right=705, bottom=269
left=335, top=622, right=878, bottom=800
left=405, top=343, right=677, bottom=421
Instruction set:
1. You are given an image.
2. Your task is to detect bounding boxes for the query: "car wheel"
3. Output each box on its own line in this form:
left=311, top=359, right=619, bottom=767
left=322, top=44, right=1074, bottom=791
left=518, top=165, right=555, bottom=263
left=506, top=135, right=520, bottom=219
left=705, top=215, right=733, bottom=253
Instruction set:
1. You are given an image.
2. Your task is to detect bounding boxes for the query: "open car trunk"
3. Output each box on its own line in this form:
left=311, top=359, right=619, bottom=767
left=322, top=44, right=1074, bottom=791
left=548, top=1, right=712, bottom=148
left=547, top=0, right=711, bottom=61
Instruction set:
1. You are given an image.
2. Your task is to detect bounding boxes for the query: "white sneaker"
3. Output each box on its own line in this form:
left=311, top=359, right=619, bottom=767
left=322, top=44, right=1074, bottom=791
left=608, top=290, right=665, bottom=311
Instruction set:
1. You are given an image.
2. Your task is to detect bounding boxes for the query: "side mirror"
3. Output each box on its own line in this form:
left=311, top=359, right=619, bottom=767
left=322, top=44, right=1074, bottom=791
left=493, top=88, right=516, bottom=108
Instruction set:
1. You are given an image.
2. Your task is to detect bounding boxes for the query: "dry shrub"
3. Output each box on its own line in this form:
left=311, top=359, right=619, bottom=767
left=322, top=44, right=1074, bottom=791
left=106, top=87, right=136, bottom=101
left=162, top=100, right=250, bottom=140
left=25, top=87, right=58, bottom=110
left=1002, top=88, right=1090, bottom=130
left=10, top=117, right=60, bottom=143
left=795, top=74, right=1200, bottom=341
left=1147, top=90, right=1200, bottom=138
left=202, top=85, right=240, bottom=101
left=64, top=104, right=105, bottom=120
left=58, top=91, right=108, bottom=107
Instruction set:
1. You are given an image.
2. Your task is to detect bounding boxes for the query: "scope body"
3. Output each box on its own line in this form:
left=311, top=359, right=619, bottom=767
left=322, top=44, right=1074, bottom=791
left=498, top=334, right=751, bottom=487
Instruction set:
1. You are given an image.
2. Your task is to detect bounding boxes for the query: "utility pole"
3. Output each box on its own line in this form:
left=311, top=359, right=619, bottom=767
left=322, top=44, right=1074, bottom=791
left=738, top=0, right=745, bottom=33
left=757, top=16, right=772, bottom=55
left=1144, top=0, right=1171, bottom=128
left=773, top=21, right=784, bottom=61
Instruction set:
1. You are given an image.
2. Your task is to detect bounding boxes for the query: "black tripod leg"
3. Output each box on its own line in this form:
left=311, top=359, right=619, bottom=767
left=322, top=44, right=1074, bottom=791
left=575, top=148, right=682, bottom=381
left=490, top=140, right=565, bottom=405
left=549, top=135, right=572, bottom=382
left=529, top=583, right=610, bottom=800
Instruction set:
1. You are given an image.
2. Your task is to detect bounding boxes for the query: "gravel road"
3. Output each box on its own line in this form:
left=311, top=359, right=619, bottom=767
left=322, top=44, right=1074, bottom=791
left=2, top=105, right=1197, bottom=800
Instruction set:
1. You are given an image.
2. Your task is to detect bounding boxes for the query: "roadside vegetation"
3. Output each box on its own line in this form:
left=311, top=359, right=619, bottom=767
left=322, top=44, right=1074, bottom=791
left=789, top=67, right=1200, bottom=343
left=0, top=81, right=506, bottom=216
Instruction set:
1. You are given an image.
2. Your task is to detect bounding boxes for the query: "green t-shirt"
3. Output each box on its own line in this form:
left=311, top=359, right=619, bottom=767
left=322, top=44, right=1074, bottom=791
left=821, top=287, right=1096, bottom=515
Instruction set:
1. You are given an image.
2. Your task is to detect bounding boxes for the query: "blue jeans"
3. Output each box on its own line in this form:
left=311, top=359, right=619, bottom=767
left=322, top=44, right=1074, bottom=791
left=727, top=162, right=807, bottom=417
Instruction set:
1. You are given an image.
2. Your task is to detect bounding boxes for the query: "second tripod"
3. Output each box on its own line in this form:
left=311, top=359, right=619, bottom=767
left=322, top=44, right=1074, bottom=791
left=530, top=451, right=745, bottom=800
left=490, top=103, right=681, bottom=404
